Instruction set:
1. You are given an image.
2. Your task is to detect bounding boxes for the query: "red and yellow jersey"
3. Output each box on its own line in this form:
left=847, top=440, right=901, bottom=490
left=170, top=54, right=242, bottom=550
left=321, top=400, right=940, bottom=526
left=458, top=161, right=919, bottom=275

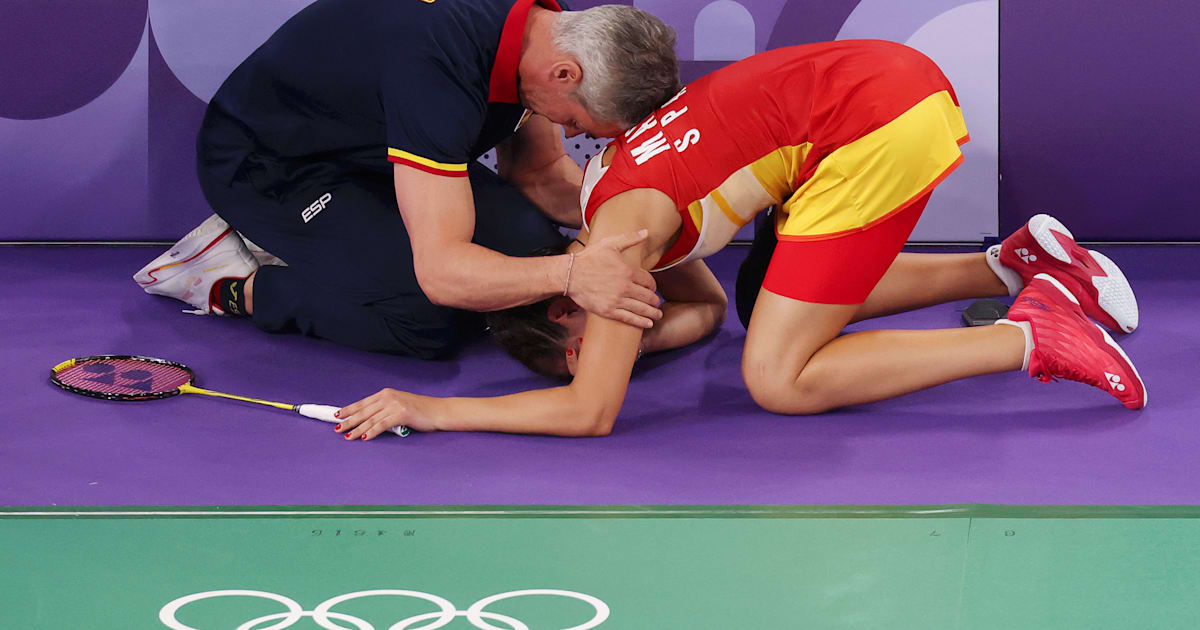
left=580, top=40, right=970, bottom=271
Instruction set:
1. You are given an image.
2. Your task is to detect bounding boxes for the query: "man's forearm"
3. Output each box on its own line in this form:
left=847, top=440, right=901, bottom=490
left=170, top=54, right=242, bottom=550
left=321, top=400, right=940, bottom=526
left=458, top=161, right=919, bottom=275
left=417, top=240, right=568, bottom=311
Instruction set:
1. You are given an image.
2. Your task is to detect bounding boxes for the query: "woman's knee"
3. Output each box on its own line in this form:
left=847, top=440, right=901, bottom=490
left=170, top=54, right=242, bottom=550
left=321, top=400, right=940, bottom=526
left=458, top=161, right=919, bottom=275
left=741, top=355, right=835, bottom=416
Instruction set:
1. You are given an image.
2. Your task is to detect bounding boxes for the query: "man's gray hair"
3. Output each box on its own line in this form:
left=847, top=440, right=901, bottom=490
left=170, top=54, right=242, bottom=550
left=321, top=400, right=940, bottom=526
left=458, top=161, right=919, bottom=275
left=552, top=5, right=680, bottom=129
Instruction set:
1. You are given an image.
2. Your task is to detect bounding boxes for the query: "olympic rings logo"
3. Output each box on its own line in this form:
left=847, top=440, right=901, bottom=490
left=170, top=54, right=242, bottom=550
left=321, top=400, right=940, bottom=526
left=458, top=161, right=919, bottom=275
left=159, top=589, right=609, bottom=630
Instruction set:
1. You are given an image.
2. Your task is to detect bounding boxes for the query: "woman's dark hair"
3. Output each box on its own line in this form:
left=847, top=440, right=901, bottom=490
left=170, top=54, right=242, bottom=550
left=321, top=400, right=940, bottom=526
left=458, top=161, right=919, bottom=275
left=485, top=245, right=572, bottom=379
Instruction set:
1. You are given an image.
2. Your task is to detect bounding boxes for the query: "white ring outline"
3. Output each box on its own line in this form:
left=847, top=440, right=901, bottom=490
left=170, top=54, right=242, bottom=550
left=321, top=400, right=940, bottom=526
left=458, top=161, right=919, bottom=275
left=467, top=590, right=609, bottom=630
left=160, top=588, right=609, bottom=630
left=388, top=610, right=527, bottom=630
left=240, top=611, right=373, bottom=630
left=311, top=590, right=456, bottom=630
left=160, top=590, right=304, bottom=630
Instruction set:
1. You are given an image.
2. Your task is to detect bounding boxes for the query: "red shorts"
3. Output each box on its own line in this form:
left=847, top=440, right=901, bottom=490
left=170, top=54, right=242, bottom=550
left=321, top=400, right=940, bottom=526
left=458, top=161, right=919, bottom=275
left=762, top=191, right=931, bottom=304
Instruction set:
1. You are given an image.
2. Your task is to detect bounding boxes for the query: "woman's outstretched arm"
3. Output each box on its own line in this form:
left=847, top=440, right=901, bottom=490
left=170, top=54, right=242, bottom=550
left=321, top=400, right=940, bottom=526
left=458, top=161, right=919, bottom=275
left=336, top=188, right=683, bottom=439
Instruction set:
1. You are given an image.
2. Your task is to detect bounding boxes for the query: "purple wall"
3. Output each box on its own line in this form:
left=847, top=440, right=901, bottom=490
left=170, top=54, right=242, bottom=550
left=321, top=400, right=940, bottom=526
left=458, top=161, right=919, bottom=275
left=1, top=1, right=1196, bottom=241
left=999, top=1, right=1200, bottom=240
left=0, top=1, right=150, bottom=240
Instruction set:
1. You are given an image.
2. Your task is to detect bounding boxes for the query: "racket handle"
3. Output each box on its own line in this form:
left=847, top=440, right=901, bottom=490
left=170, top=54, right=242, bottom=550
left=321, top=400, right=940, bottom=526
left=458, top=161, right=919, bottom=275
left=295, top=404, right=411, bottom=437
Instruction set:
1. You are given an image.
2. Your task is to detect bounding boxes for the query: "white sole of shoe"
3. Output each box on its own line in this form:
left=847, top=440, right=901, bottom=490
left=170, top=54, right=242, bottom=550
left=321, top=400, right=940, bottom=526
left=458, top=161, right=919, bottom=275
left=1028, top=213, right=1073, bottom=263
left=1096, top=322, right=1148, bottom=409
left=1028, top=213, right=1138, bottom=333
left=1089, top=249, right=1138, bottom=333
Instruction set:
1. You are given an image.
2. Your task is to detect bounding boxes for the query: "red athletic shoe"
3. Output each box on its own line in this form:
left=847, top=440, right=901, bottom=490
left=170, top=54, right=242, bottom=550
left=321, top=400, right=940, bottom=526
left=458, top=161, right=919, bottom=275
left=1006, top=274, right=1147, bottom=409
left=993, top=214, right=1138, bottom=333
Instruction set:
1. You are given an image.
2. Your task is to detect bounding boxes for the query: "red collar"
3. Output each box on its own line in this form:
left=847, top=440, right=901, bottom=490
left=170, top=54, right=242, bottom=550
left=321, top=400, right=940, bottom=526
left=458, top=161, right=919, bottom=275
left=488, top=0, right=562, bottom=103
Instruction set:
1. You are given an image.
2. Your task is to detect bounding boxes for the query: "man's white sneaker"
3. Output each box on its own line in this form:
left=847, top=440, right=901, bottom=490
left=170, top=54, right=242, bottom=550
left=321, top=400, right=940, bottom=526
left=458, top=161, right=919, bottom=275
left=133, top=214, right=259, bottom=315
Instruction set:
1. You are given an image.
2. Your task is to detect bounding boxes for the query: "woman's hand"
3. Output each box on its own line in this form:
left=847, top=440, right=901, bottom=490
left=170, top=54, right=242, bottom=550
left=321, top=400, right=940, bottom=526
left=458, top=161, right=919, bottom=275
left=334, top=388, right=441, bottom=441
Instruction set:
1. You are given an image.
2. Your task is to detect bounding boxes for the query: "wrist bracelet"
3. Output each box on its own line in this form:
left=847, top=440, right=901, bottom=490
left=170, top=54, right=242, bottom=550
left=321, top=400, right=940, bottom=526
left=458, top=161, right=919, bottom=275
left=563, top=252, right=576, bottom=296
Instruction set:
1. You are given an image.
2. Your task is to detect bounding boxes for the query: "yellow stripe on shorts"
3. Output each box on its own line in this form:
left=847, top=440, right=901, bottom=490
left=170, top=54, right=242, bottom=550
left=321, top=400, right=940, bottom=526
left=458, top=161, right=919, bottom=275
left=778, top=90, right=969, bottom=241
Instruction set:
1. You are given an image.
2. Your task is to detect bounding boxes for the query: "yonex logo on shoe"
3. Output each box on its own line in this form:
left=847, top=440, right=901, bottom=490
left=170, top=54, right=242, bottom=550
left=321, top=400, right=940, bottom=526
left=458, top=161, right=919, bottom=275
left=1015, top=247, right=1038, bottom=264
left=1105, top=372, right=1126, bottom=391
left=302, top=192, right=332, bottom=223
left=1019, top=296, right=1051, bottom=312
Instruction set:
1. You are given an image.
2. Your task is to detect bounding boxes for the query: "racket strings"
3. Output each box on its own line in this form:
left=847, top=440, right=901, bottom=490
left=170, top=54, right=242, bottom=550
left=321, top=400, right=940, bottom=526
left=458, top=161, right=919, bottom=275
left=55, top=358, right=192, bottom=396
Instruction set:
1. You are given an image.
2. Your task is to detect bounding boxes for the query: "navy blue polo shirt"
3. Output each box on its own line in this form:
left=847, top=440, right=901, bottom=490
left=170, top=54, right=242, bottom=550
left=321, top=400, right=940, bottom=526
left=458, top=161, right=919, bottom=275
left=207, top=0, right=563, bottom=179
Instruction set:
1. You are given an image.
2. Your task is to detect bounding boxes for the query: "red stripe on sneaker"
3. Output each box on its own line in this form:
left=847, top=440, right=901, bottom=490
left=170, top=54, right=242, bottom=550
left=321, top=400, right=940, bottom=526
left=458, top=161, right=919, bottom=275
left=137, top=228, right=235, bottom=286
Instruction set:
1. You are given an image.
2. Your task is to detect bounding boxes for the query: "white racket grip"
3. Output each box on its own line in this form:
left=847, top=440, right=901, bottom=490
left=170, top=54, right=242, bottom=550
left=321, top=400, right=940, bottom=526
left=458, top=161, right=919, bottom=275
left=295, top=404, right=411, bottom=437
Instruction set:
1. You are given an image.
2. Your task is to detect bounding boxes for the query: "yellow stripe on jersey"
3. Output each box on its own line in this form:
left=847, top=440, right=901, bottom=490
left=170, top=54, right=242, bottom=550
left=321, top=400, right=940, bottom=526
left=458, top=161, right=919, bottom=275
left=778, top=90, right=968, bottom=240
left=685, top=200, right=704, bottom=235
left=709, top=189, right=747, bottom=229
left=747, top=143, right=812, bottom=204
left=658, top=165, right=779, bottom=270
left=712, top=168, right=776, bottom=225
left=387, top=148, right=469, bottom=172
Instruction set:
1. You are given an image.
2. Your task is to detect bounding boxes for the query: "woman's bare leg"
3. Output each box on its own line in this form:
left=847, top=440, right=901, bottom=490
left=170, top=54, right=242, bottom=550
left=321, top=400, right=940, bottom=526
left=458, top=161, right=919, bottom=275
left=742, top=288, right=1024, bottom=414
left=852, top=252, right=1008, bottom=322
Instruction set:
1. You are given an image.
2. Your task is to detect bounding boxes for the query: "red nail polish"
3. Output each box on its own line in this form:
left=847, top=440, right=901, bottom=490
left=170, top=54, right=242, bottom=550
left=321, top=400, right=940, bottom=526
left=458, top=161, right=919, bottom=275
left=360, top=435, right=367, bottom=440
left=335, top=424, right=341, bottom=431
left=334, top=410, right=341, bottom=418
left=566, top=349, right=574, bottom=356
left=345, top=433, right=353, bottom=440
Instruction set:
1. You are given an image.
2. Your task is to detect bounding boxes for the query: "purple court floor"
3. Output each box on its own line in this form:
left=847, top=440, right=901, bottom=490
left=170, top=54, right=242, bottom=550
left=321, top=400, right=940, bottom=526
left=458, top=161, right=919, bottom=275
left=2, top=245, right=1198, bottom=506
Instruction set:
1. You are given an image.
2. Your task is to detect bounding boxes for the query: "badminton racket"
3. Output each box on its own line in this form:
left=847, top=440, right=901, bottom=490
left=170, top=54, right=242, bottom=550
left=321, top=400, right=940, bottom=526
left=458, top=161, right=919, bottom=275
left=50, top=355, right=409, bottom=437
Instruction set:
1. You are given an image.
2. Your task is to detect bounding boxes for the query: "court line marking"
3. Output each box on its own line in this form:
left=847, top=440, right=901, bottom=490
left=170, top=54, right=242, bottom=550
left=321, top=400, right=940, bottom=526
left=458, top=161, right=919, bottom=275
left=0, top=508, right=966, bottom=517
left=5, top=505, right=1200, bottom=519
left=0, top=506, right=964, bottom=516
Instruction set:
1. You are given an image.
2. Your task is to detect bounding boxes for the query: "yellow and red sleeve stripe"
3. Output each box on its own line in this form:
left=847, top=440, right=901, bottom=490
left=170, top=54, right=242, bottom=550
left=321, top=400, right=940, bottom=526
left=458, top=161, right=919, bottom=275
left=387, top=148, right=469, bottom=177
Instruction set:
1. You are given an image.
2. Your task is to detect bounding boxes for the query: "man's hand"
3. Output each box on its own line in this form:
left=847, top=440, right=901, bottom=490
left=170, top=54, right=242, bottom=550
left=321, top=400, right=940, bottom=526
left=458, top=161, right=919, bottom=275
left=567, top=229, right=662, bottom=328
left=335, top=388, right=440, bottom=440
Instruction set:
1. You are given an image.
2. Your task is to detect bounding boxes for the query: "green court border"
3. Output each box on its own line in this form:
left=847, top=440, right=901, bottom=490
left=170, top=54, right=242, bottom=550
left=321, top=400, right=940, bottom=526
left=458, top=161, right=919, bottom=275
left=3, top=504, right=1200, bottom=519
